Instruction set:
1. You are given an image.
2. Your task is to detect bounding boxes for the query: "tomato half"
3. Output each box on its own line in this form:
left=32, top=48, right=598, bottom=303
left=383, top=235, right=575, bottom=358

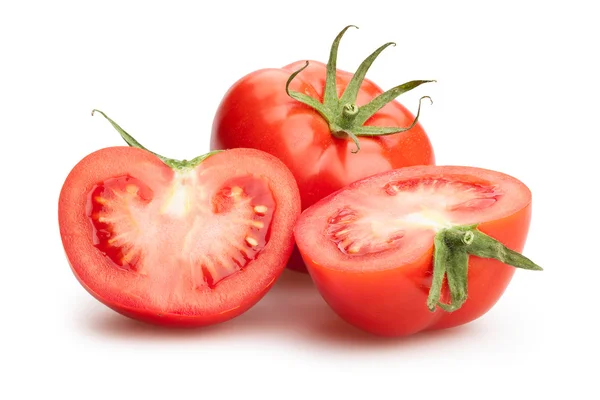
left=294, top=165, right=541, bottom=337
left=211, top=26, right=435, bottom=272
left=59, top=145, right=300, bottom=327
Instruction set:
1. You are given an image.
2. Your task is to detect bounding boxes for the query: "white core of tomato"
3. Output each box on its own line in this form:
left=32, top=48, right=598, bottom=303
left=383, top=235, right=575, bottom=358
left=349, top=208, right=450, bottom=243
left=327, top=178, right=500, bottom=255
left=358, top=189, right=457, bottom=235
left=383, top=178, right=498, bottom=229
left=160, top=170, right=200, bottom=217
left=396, top=209, right=454, bottom=232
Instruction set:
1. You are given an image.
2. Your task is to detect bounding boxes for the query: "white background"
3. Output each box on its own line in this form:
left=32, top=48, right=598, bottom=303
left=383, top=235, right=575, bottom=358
left=1, top=1, right=598, bottom=398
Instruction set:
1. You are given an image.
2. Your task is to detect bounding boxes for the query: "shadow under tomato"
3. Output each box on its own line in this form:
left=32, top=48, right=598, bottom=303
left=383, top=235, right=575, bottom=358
left=80, top=308, right=226, bottom=340
left=225, top=270, right=339, bottom=332
left=79, top=269, right=334, bottom=341
left=308, top=315, right=480, bottom=349
left=80, top=269, right=481, bottom=347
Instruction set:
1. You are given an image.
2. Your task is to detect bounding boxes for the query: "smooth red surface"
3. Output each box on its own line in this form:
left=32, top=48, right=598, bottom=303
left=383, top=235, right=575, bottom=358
left=294, top=166, right=532, bottom=337
left=59, top=147, right=300, bottom=327
left=211, top=60, right=435, bottom=271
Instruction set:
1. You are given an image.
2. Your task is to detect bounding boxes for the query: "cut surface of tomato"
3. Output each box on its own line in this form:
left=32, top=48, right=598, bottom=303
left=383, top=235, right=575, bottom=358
left=88, top=173, right=275, bottom=287
left=295, top=165, right=536, bottom=336
left=60, top=146, right=300, bottom=327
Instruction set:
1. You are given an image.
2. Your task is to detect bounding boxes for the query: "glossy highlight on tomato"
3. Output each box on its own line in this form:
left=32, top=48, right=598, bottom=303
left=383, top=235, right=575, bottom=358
left=294, top=165, right=540, bottom=337
left=211, top=26, right=435, bottom=272
left=60, top=141, right=300, bottom=327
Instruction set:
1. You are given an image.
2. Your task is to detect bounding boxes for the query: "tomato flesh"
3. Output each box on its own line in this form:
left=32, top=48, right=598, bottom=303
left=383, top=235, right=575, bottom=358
left=294, top=166, right=531, bottom=336
left=59, top=147, right=300, bottom=327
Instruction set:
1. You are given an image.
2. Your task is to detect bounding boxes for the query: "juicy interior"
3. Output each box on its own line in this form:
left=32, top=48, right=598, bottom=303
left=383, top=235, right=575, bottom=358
left=326, top=177, right=502, bottom=256
left=87, top=172, right=275, bottom=289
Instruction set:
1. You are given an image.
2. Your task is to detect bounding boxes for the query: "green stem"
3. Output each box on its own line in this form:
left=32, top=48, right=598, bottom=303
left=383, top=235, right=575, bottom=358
left=352, top=96, right=432, bottom=136
left=285, top=62, right=332, bottom=120
left=338, top=42, right=396, bottom=108
left=285, top=26, right=435, bottom=153
left=323, top=25, right=358, bottom=109
left=354, top=83, right=434, bottom=126
left=427, top=231, right=450, bottom=311
left=339, top=103, right=359, bottom=128
left=427, top=225, right=542, bottom=313
left=91, top=109, right=220, bottom=170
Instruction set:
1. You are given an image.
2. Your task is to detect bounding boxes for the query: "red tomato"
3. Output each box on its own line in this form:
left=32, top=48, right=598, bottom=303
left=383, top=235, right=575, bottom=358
left=294, top=165, right=542, bottom=337
left=59, top=113, right=300, bottom=327
left=211, top=26, right=435, bottom=272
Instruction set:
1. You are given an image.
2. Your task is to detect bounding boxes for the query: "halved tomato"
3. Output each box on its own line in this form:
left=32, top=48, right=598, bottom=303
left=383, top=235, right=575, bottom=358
left=59, top=112, right=300, bottom=327
left=294, top=165, right=541, bottom=337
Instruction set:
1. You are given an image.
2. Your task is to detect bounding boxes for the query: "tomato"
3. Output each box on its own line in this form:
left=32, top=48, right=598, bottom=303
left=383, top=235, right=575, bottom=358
left=294, top=165, right=542, bottom=337
left=211, top=26, right=435, bottom=272
left=59, top=111, right=300, bottom=327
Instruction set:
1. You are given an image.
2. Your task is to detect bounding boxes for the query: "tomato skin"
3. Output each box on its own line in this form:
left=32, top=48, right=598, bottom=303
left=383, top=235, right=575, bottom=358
left=72, top=271, right=278, bottom=327
left=212, top=61, right=434, bottom=208
left=294, top=166, right=532, bottom=337
left=59, top=147, right=300, bottom=327
left=211, top=61, right=434, bottom=271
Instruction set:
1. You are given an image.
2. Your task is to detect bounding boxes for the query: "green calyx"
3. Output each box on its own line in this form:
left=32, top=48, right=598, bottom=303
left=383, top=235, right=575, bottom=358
left=285, top=25, right=435, bottom=153
left=427, top=225, right=543, bottom=313
left=91, top=109, right=220, bottom=170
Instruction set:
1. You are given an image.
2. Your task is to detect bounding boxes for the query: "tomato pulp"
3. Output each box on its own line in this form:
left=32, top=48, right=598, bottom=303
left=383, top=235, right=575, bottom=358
left=294, top=166, right=541, bottom=337
left=59, top=114, right=300, bottom=327
left=211, top=26, right=435, bottom=271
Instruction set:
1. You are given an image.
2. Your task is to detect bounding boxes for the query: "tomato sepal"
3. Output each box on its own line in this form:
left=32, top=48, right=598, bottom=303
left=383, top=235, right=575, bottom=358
left=91, top=109, right=221, bottom=170
left=285, top=25, right=435, bottom=152
left=427, top=225, right=543, bottom=313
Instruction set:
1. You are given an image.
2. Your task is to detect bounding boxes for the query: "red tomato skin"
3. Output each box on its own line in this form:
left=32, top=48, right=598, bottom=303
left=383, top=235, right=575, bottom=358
left=59, top=147, right=300, bottom=327
left=211, top=61, right=435, bottom=272
left=69, top=267, right=277, bottom=327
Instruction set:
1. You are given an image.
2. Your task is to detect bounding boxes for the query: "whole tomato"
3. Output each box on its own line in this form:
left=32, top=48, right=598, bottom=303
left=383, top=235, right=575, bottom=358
left=211, top=26, right=435, bottom=271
